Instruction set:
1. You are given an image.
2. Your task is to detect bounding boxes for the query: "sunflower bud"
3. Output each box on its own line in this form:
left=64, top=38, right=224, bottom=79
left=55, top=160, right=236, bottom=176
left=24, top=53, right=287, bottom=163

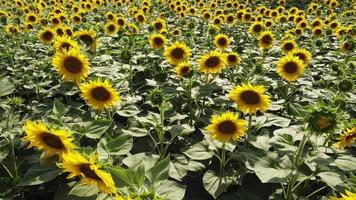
left=338, top=79, right=353, bottom=92
left=149, top=88, right=164, bottom=106
left=306, top=106, right=338, bottom=134
left=315, top=39, right=323, bottom=47
left=120, top=49, right=132, bottom=63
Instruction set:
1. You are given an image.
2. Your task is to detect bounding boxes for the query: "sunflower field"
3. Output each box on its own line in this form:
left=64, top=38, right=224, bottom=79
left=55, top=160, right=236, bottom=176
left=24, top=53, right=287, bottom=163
left=0, top=0, right=355, bottom=199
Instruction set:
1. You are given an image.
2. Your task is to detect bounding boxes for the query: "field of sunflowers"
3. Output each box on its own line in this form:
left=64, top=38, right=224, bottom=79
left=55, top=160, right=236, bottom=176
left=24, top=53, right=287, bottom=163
left=0, top=0, right=355, bottom=199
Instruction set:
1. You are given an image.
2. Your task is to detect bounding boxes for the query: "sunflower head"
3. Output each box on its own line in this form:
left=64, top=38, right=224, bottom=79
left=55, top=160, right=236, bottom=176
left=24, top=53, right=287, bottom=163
left=149, top=33, right=167, bottom=49
left=207, top=111, right=248, bottom=142
left=250, top=21, right=264, bottom=34
left=306, top=105, right=338, bottom=134
left=198, top=50, right=227, bottom=74
left=335, top=127, right=356, bottom=149
left=152, top=18, right=166, bottom=32
left=38, top=27, right=56, bottom=44
left=340, top=40, right=354, bottom=53
left=338, top=79, right=354, bottom=92
left=175, top=61, right=192, bottom=77
left=164, top=41, right=191, bottom=65
left=54, top=36, right=80, bottom=53
left=277, top=55, right=305, bottom=82
left=149, top=87, right=165, bottom=106
left=104, top=22, right=119, bottom=36
left=229, top=82, right=271, bottom=114
left=214, top=33, right=231, bottom=49
left=312, top=27, right=323, bottom=37
left=290, top=48, right=312, bottom=64
left=258, top=31, right=275, bottom=49
left=80, top=79, right=121, bottom=112
left=74, top=30, right=98, bottom=51
left=226, top=52, right=241, bottom=66
left=281, top=39, right=297, bottom=53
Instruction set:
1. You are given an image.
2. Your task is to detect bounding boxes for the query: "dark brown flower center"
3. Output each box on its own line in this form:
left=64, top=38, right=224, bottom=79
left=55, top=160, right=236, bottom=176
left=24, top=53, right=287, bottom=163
left=261, top=34, right=272, bottom=45
left=29, top=15, right=36, bottom=22
left=154, top=22, right=163, bottom=30
left=63, top=56, right=83, bottom=73
left=41, top=133, right=64, bottom=149
left=227, top=16, right=234, bottom=22
left=137, top=15, right=144, bottom=22
left=79, top=164, right=102, bottom=180
left=218, top=120, right=237, bottom=134
left=79, top=34, right=94, bottom=46
left=205, top=56, right=220, bottom=68
left=56, top=29, right=64, bottom=36
left=108, top=24, right=116, bottom=32
left=42, top=31, right=54, bottom=41
left=91, top=86, right=111, bottom=101
left=314, top=29, right=322, bottom=35
left=253, top=24, right=262, bottom=33
left=171, top=48, right=184, bottom=59
left=240, top=90, right=260, bottom=104
left=228, top=55, right=237, bottom=63
left=180, top=66, right=190, bottom=75
left=284, top=61, right=298, bottom=73
left=218, top=37, right=227, bottom=46
left=295, top=53, right=306, bottom=62
left=60, top=42, right=72, bottom=51
left=118, top=18, right=125, bottom=26
left=74, top=16, right=81, bottom=22
left=284, top=42, right=294, bottom=51
left=153, top=37, right=164, bottom=46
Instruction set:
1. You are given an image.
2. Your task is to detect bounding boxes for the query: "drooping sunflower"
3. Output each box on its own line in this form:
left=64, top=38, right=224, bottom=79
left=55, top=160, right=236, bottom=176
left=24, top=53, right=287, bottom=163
left=213, top=33, right=231, bottom=49
left=175, top=62, right=192, bottom=78
left=258, top=30, right=274, bottom=49
left=250, top=21, right=264, bottom=34
left=104, top=22, right=119, bottom=36
left=149, top=33, right=167, bottom=49
left=229, top=82, right=271, bottom=114
left=277, top=55, right=305, bottom=82
left=164, top=41, right=191, bottom=65
left=198, top=50, right=227, bottom=74
left=226, top=52, right=241, bottom=66
left=60, top=151, right=116, bottom=194
left=23, top=120, right=76, bottom=158
left=335, top=127, right=356, bottom=149
left=207, top=111, right=247, bottom=142
left=52, top=48, right=90, bottom=83
left=54, top=36, right=80, bottom=52
left=74, top=30, right=98, bottom=51
left=80, top=79, right=121, bottom=112
left=290, top=48, right=312, bottom=64
left=280, top=39, right=298, bottom=53
left=38, top=27, right=56, bottom=44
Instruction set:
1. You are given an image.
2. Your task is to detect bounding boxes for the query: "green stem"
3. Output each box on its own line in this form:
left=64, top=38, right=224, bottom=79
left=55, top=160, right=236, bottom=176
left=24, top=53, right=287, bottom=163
left=158, top=103, right=165, bottom=158
left=220, top=143, right=226, bottom=181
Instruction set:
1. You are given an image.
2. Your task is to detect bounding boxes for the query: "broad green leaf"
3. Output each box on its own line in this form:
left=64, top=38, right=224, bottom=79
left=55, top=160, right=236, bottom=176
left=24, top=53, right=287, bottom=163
left=109, top=165, right=145, bottom=188
left=318, top=172, right=344, bottom=188
left=146, top=155, right=170, bottom=184
left=169, top=155, right=188, bottom=181
left=156, top=180, right=186, bottom=200
left=68, top=183, right=98, bottom=197
left=81, top=120, right=111, bottom=139
left=17, top=164, right=62, bottom=186
left=107, top=134, right=133, bottom=156
left=0, top=78, right=15, bottom=97
left=117, top=104, right=140, bottom=117
left=183, top=142, right=214, bottom=161
left=334, top=155, right=356, bottom=171
left=122, top=127, right=147, bottom=137
left=0, top=139, right=9, bottom=162
left=53, top=98, right=67, bottom=116
left=203, top=170, right=231, bottom=198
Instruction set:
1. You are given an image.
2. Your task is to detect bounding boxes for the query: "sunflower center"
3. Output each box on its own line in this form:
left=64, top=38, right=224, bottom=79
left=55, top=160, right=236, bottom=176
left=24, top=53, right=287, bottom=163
left=217, top=120, right=237, bottom=134
left=314, top=29, right=322, bottom=35
left=108, top=24, right=116, bottom=32
left=316, top=116, right=332, bottom=129
left=91, top=86, right=111, bottom=101
left=345, top=134, right=356, bottom=142
left=227, top=16, right=234, bottom=22
left=63, top=56, right=83, bottom=73
left=284, top=43, right=294, bottom=51
left=153, top=37, right=164, bottom=46
left=253, top=24, right=262, bottom=32
left=60, top=42, right=72, bottom=51
left=137, top=15, right=144, bottom=22
left=171, top=48, right=184, bottom=59
left=43, top=31, right=54, bottom=41
left=261, top=35, right=272, bottom=44
left=240, top=90, right=260, bottom=104
left=228, top=55, right=237, bottom=63
left=330, top=23, right=337, bottom=28
left=118, top=19, right=125, bottom=26
left=56, top=29, right=64, bottom=36
left=295, top=53, right=306, bottom=62
left=218, top=38, right=227, bottom=46
left=79, top=34, right=94, bottom=46
left=205, top=56, right=220, bottom=68
left=29, top=15, right=36, bottom=22
left=180, top=66, right=190, bottom=75
left=284, top=61, right=298, bottom=73
left=154, top=22, right=163, bottom=30
left=79, top=164, right=102, bottom=180
left=41, top=133, right=64, bottom=149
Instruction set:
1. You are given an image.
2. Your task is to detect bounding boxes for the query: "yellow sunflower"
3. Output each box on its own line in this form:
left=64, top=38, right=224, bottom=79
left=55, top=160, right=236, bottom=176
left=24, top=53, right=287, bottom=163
left=52, top=48, right=90, bottom=83
left=104, top=22, right=119, bottom=36
left=280, top=39, right=298, bottom=53
left=38, top=27, right=56, bottom=44
left=151, top=18, right=166, bottom=32
left=226, top=52, right=241, bottom=66
left=135, top=11, right=147, bottom=24
left=277, top=55, right=305, bottom=82
left=54, top=36, right=80, bottom=53
left=80, top=79, right=121, bottom=112
left=335, top=127, right=356, bottom=149
left=198, top=50, right=227, bottom=74
left=229, top=83, right=271, bottom=114
left=175, top=62, right=192, bottom=77
left=290, top=48, right=312, bottom=64
left=164, top=41, right=191, bottom=65
left=207, top=111, right=247, bottom=142
left=23, top=120, right=76, bottom=158
left=329, top=190, right=356, bottom=200
left=340, top=41, right=353, bottom=53
left=312, top=27, right=323, bottom=37
left=149, top=33, right=167, bottom=49
left=250, top=21, right=264, bottom=34
left=258, top=31, right=274, bottom=49
left=213, top=33, right=231, bottom=49
left=60, top=151, right=116, bottom=194
left=74, top=30, right=98, bottom=51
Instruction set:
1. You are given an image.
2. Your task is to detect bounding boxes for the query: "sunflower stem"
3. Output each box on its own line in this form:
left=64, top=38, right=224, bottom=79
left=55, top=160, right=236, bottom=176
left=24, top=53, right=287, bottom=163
left=187, top=76, right=193, bottom=126
left=220, top=142, right=226, bottom=181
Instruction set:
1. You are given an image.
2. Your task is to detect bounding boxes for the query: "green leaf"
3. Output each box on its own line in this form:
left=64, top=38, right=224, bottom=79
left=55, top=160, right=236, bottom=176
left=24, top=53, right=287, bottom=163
left=17, top=164, right=62, bottom=186
left=334, top=155, right=356, bottom=171
left=109, top=165, right=145, bottom=188
left=183, top=141, right=214, bottom=160
left=68, top=183, right=98, bottom=197
left=117, top=104, right=140, bottom=117
left=318, top=172, right=344, bottom=188
left=0, top=139, right=9, bottom=162
left=169, top=155, right=188, bottom=181
left=156, top=180, right=186, bottom=200
left=203, top=170, right=231, bottom=198
left=81, top=120, right=111, bottom=139
left=53, top=98, right=67, bottom=116
left=106, top=134, right=133, bottom=155
left=260, top=113, right=291, bottom=128
left=122, top=127, right=148, bottom=137
left=0, top=78, right=15, bottom=97
left=146, top=155, right=170, bottom=184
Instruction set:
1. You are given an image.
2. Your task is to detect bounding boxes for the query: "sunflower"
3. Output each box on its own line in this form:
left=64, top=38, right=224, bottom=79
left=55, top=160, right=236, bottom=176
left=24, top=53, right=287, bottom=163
left=312, top=27, right=323, bottom=37
left=258, top=31, right=274, bottom=49
left=74, top=30, right=98, bottom=51
left=26, top=13, right=38, bottom=23
left=290, top=48, right=312, bottom=64
left=55, top=25, right=65, bottom=37
left=80, top=79, right=121, bottom=112
left=250, top=21, right=264, bottom=34
left=172, top=28, right=181, bottom=36
left=164, top=41, right=191, bottom=65
left=175, top=62, right=192, bottom=77
left=335, top=127, right=356, bottom=149
left=340, top=41, right=353, bottom=53
left=60, top=151, right=116, bottom=194
left=23, top=120, right=76, bottom=158
left=329, top=190, right=356, bottom=200
left=214, top=33, right=231, bottom=49
left=207, top=111, right=247, bottom=142
left=52, top=48, right=90, bottom=83
left=277, top=55, right=305, bottom=82
left=307, top=107, right=338, bottom=134
left=198, top=50, right=227, bottom=74
left=229, top=83, right=271, bottom=114
left=311, top=18, right=323, bottom=28
left=38, top=27, right=56, bottom=44
left=54, top=36, right=80, bottom=52
left=329, top=20, right=340, bottom=30
left=226, top=52, right=241, bottom=66
left=280, top=39, right=298, bottom=53
left=104, top=22, right=119, bottom=36
left=149, top=33, right=167, bottom=49
left=135, top=11, right=147, bottom=24
left=151, top=18, right=166, bottom=32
